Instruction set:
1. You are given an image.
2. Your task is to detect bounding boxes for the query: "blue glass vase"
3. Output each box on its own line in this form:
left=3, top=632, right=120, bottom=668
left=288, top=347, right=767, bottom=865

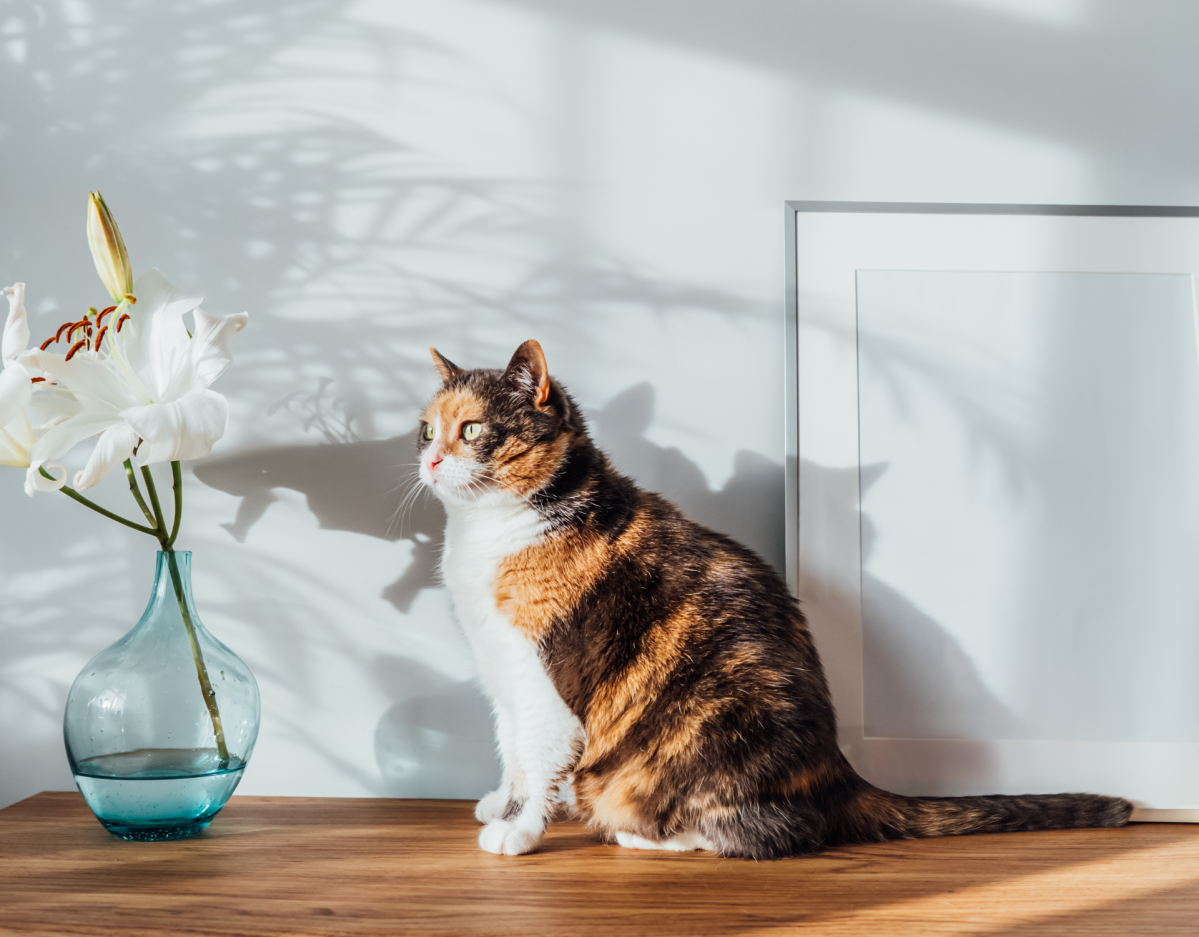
left=63, top=551, right=260, bottom=841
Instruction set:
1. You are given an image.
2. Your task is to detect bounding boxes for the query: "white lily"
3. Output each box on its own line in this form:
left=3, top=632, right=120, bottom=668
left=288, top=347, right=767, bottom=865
left=21, top=268, right=248, bottom=491
left=1, top=283, right=79, bottom=494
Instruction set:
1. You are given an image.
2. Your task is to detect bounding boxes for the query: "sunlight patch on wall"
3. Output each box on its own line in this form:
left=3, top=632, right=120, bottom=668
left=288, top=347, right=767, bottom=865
left=943, top=0, right=1089, bottom=28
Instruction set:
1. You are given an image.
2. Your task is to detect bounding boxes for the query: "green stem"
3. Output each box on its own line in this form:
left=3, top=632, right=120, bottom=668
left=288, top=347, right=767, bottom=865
left=166, top=461, right=183, bottom=549
left=143, top=464, right=230, bottom=763
left=123, top=459, right=159, bottom=529
left=165, top=549, right=231, bottom=766
left=40, top=467, right=157, bottom=536
left=140, top=464, right=168, bottom=533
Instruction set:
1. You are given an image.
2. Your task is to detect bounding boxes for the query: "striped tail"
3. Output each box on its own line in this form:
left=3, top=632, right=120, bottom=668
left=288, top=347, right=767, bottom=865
left=835, top=782, right=1133, bottom=843
left=698, top=753, right=1133, bottom=859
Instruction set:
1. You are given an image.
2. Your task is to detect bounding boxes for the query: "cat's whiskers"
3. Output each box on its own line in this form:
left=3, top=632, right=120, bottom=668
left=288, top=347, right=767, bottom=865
left=386, top=464, right=431, bottom=540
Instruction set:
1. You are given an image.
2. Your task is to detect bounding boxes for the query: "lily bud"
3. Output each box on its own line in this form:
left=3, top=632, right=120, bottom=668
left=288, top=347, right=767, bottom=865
left=86, top=191, right=133, bottom=303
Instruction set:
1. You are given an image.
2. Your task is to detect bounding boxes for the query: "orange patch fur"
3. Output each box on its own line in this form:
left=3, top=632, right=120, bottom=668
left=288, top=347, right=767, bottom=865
left=422, top=387, right=485, bottom=457
left=575, top=760, right=660, bottom=840
left=491, top=432, right=573, bottom=497
left=494, top=525, right=609, bottom=643
left=583, top=600, right=708, bottom=764
left=652, top=694, right=730, bottom=763
left=775, top=760, right=842, bottom=799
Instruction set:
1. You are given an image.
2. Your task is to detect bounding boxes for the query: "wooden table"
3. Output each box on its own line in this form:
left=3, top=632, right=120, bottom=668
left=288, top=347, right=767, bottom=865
left=2, top=792, right=1198, bottom=935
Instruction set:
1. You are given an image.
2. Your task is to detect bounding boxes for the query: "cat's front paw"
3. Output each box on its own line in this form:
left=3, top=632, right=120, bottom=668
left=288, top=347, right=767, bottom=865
left=475, top=789, right=509, bottom=824
left=478, top=818, right=541, bottom=856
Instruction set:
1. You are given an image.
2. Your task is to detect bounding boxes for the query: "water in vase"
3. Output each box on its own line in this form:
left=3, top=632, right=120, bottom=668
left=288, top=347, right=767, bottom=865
left=73, top=748, right=245, bottom=841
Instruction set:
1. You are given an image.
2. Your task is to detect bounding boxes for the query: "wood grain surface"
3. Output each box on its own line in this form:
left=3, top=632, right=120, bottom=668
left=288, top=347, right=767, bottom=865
left=2, top=792, right=1198, bottom=936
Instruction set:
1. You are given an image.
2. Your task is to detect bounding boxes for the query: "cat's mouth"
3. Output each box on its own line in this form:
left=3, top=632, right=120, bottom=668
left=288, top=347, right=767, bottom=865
left=420, top=458, right=499, bottom=500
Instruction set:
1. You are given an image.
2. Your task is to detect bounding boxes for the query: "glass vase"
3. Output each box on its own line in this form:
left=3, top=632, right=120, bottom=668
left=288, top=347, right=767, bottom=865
left=63, top=551, right=260, bottom=841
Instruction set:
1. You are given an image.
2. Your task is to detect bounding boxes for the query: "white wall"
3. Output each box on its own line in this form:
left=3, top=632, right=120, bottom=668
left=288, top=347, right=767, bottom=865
left=3, top=0, right=1198, bottom=808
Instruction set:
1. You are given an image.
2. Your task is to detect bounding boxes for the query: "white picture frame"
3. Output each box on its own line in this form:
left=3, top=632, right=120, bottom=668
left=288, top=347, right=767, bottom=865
left=785, top=202, right=1199, bottom=821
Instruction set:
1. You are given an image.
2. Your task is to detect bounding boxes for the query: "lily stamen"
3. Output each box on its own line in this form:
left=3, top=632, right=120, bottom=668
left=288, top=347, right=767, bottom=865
left=93, top=325, right=108, bottom=353
left=64, top=339, right=87, bottom=361
left=54, top=322, right=73, bottom=343
left=87, top=307, right=98, bottom=316
left=39, top=336, right=57, bottom=350
left=116, top=312, right=131, bottom=332
left=30, top=377, right=45, bottom=383
left=122, top=293, right=137, bottom=304
left=97, top=305, right=116, bottom=325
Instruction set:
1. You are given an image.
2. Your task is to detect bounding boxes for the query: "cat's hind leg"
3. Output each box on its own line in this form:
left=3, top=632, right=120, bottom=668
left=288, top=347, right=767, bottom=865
left=615, top=830, right=714, bottom=852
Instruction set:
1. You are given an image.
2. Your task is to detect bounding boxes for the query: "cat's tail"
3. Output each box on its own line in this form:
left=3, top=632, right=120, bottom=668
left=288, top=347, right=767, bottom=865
left=699, top=764, right=1132, bottom=859
left=831, top=781, right=1133, bottom=845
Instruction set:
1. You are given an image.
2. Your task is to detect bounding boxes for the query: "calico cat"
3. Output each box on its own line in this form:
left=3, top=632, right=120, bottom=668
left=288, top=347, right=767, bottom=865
left=416, top=339, right=1132, bottom=859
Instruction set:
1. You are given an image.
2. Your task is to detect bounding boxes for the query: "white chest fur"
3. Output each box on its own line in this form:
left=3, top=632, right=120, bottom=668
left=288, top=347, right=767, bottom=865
left=439, top=493, right=551, bottom=701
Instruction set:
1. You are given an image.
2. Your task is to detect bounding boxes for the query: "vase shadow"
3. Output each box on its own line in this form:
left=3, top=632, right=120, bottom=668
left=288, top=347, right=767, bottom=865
left=370, top=655, right=500, bottom=799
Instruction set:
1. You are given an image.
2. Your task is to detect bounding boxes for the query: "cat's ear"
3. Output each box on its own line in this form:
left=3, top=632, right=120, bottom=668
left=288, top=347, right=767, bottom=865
left=503, top=339, right=552, bottom=408
left=429, top=346, right=465, bottom=383
left=860, top=461, right=888, bottom=493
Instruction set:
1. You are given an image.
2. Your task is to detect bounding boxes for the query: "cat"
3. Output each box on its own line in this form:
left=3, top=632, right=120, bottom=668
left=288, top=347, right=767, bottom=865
left=416, top=339, right=1132, bottom=859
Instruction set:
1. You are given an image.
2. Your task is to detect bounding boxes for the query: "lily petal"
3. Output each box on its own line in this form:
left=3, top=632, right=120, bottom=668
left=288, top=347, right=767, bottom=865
left=25, top=460, right=69, bottom=496
left=0, top=432, right=27, bottom=467
left=117, top=269, right=201, bottom=400
left=23, top=348, right=141, bottom=411
left=30, top=404, right=123, bottom=464
left=27, top=385, right=83, bottom=425
left=162, top=307, right=249, bottom=400
left=0, top=363, right=33, bottom=429
left=73, top=422, right=140, bottom=489
left=124, top=389, right=228, bottom=465
left=0, top=407, right=36, bottom=466
left=3, top=283, right=29, bottom=363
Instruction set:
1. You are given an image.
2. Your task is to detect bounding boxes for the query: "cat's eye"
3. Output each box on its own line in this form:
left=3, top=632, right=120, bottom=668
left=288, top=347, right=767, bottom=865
left=462, top=422, right=482, bottom=441
left=421, top=423, right=434, bottom=440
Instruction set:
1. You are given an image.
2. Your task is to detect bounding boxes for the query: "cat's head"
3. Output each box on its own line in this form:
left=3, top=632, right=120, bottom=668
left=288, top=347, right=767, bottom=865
left=416, top=340, right=584, bottom=506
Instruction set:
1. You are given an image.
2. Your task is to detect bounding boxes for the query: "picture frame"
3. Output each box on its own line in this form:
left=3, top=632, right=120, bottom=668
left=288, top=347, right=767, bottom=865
left=785, top=201, right=1199, bottom=820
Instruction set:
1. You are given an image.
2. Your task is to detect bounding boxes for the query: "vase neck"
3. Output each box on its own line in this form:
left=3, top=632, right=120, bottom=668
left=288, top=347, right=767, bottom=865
left=145, top=550, right=199, bottom=622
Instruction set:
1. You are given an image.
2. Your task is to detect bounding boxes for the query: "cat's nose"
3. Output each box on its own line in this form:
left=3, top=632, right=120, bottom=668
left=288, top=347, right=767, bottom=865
left=427, top=451, right=443, bottom=471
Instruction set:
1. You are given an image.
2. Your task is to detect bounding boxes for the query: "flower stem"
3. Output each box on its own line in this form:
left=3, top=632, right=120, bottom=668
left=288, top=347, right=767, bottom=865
left=140, top=465, right=167, bottom=533
left=165, top=549, right=231, bottom=767
left=166, top=461, right=182, bottom=549
left=40, top=467, right=157, bottom=536
left=139, top=464, right=231, bottom=765
left=123, top=459, right=158, bottom=529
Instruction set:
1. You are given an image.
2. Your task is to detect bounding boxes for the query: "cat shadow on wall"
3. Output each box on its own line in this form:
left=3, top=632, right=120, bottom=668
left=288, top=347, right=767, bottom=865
left=587, top=382, right=786, bottom=572
left=857, top=470, right=1025, bottom=743
left=800, top=460, right=1025, bottom=792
